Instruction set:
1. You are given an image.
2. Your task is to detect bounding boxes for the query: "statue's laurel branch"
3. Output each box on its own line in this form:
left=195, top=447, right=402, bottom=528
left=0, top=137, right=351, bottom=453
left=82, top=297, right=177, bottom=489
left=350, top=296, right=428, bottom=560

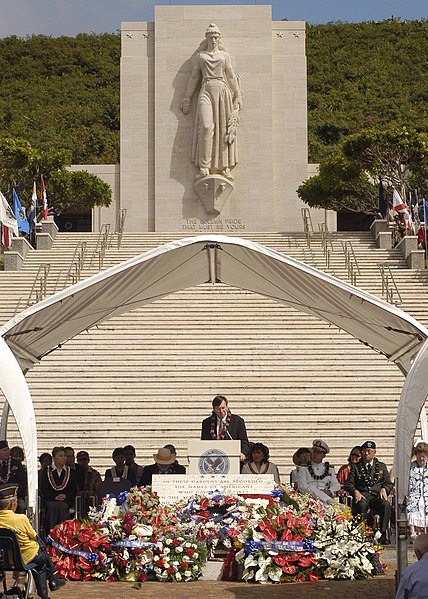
left=225, top=109, right=240, bottom=145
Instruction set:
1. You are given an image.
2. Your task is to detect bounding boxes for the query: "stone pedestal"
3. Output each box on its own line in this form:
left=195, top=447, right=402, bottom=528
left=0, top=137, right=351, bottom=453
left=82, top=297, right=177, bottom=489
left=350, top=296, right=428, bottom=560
left=4, top=237, right=34, bottom=271
left=194, top=175, right=234, bottom=215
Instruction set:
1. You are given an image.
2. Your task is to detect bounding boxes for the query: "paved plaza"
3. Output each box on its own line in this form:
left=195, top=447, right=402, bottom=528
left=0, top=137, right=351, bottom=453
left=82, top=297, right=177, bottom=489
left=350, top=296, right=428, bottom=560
left=56, top=577, right=396, bottom=599
left=33, top=546, right=408, bottom=599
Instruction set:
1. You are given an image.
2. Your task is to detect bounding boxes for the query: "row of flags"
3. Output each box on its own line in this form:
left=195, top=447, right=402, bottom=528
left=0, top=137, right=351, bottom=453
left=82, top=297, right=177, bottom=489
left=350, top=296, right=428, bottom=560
left=379, top=179, right=428, bottom=238
left=0, top=177, right=49, bottom=248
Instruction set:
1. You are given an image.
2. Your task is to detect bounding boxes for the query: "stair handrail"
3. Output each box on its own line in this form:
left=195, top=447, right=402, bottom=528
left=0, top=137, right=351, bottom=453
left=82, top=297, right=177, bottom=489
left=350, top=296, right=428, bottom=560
left=301, top=208, right=313, bottom=248
left=318, top=223, right=333, bottom=267
left=13, top=298, right=24, bottom=316
left=114, top=209, right=127, bottom=249
left=26, top=264, right=50, bottom=306
left=53, top=269, right=64, bottom=293
left=377, top=263, right=403, bottom=305
left=89, top=224, right=111, bottom=268
left=341, top=240, right=361, bottom=285
left=66, top=241, right=88, bottom=285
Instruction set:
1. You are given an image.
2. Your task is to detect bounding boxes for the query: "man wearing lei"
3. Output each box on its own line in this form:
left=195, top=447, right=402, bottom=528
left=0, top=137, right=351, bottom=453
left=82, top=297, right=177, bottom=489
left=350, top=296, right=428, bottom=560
left=0, top=440, right=27, bottom=513
left=296, top=439, right=340, bottom=505
left=201, top=395, right=250, bottom=461
left=344, top=440, right=393, bottom=545
left=40, top=446, right=77, bottom=534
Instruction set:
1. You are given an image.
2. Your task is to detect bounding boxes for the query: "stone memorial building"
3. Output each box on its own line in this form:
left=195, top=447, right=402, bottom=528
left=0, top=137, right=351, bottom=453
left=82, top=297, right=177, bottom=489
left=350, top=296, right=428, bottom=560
left=82, top=5, right=330, bottom=233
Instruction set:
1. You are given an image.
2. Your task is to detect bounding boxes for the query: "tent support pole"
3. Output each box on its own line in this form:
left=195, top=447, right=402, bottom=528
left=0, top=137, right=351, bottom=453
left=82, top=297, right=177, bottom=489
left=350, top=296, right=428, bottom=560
left=0, top=401, right=10, bottom=440
left=396, top=480, right=408, bottom=582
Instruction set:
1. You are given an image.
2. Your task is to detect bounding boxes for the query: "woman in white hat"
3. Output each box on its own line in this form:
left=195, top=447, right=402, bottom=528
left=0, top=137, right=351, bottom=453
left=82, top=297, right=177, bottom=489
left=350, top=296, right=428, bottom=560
left=296, top=439, right=340, bottom=505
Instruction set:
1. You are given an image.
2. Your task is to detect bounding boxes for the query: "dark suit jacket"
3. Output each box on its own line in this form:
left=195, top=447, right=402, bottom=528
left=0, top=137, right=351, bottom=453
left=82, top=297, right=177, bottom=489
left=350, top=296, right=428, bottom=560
left=2, top=459, right=27, bottom=501
left=104, top=467, right=137, bottom=486
left=201, top=413, right=250, bottom=457
left=40, top=466, right=77, bottom=508
left=141, top=462, right=186, bottom=487
left=344, top=459, right=393, bottom=498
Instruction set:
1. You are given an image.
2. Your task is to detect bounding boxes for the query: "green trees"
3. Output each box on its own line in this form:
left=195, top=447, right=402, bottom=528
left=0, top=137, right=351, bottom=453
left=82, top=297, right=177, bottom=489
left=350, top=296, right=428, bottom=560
left=306, top=19, right=428, bottom=162
left=297, top=149, right=378, bottom=214
left=0, top=21, right=427, bottom=217
left=0, top=136, right=111, bottom=215
left=1, top=21, right=427, bottom=167
left=0, top=33, right=120, bottom=165
left=342, top=128, right=428, bottom=191
left=298, top=127, right=428, bottom=213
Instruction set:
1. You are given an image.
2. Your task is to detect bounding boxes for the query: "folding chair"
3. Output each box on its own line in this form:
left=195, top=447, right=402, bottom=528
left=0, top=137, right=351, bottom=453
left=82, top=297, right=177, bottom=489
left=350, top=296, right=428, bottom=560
left=0, top=528, right=35, bottom=599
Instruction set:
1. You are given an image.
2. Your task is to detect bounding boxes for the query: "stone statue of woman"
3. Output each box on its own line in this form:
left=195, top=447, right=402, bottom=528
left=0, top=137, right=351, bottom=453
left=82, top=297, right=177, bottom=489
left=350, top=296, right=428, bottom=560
left=181, top=24, right=242, bottom=181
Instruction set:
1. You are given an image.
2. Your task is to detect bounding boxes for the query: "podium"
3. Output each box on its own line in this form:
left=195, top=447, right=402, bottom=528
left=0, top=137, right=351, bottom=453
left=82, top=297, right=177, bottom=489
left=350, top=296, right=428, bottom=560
left=187, top=440, right=241, bottom=475
left=151, top=441, right=275, bottom=503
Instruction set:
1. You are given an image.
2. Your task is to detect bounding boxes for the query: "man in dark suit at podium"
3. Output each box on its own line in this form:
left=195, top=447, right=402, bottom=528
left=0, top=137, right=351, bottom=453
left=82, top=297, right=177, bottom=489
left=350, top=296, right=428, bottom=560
left=201, top=395, right=250, bottom=460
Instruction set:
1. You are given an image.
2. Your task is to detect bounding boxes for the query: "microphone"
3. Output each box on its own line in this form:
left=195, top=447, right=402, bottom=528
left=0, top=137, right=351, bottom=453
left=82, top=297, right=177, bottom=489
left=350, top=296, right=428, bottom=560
left=224, top=423, right=233, bottom=441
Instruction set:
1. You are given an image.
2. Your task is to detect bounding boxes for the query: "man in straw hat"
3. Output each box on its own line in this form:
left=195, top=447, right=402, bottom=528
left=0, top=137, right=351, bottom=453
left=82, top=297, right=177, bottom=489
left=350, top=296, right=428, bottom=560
left=296, top=439, right=340, bottom=505
left=0, top=483, right=65, bottom=598
left=141, top=446, right=185, bottom=487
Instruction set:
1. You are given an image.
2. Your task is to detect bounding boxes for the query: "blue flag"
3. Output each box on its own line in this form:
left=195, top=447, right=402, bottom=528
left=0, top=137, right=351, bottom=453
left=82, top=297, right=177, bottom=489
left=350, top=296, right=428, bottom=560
left=29, top=181, right=37, bottom=230
left=378, top=178, right=388, bottom=218
left=13, top=189, right=30, bottom=235
left=410, top=190, right=420, bottom=233
left=424, top=200, right=428, bottom=228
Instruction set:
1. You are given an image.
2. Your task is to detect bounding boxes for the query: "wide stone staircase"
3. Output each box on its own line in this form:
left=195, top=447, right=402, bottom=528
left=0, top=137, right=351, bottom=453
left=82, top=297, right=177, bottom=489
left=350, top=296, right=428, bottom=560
left=1, top=230, right=427, bottom=479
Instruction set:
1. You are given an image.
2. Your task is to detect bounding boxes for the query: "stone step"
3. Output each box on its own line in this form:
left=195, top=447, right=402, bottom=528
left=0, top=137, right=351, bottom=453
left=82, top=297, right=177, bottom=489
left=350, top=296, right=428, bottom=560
left=1, top=229, right=426, bottom=478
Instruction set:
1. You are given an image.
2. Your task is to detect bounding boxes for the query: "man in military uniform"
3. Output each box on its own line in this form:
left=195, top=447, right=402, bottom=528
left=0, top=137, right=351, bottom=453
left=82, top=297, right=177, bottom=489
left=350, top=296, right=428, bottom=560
left=296, top=439, right=340, bottom=505
left=0, top=440, right=27, bottom=512
left=344, top=440, right=393, bottom=544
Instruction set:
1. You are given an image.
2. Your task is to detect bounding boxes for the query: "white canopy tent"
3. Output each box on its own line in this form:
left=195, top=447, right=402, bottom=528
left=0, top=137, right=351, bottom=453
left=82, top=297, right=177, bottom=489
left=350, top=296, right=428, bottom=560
left=0, top=235, right=426, bottom=572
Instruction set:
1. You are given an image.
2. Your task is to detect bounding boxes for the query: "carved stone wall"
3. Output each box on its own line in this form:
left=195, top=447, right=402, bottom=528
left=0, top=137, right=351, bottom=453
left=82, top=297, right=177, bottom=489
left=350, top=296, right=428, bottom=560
left=119, top=5, right=323, bottom=232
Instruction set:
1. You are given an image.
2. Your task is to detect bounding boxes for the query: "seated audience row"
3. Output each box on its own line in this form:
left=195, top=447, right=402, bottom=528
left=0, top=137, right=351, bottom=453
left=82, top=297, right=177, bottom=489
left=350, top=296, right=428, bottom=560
left=292, top=438, right=393, bottom=545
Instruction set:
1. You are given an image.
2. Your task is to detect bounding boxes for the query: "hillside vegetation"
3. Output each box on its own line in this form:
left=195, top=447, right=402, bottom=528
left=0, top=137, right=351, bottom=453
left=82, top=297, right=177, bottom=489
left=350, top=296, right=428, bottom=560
left=0, top=19, right=426, bottom=164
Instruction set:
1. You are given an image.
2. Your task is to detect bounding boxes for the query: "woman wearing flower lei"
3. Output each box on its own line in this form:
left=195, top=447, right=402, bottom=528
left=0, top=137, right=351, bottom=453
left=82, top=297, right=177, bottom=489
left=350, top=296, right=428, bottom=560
left=40, top=446, right=77, bottom=533
left=296, top=439, right=340, bottom=505
left=241, top=443, right=280, bottom=483
left=407, top=441, right=428, bottom=538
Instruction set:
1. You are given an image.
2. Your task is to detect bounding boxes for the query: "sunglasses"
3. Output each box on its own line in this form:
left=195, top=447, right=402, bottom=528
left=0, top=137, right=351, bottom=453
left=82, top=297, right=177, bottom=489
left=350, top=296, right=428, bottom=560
left=351, top=453, right=361, bottom=458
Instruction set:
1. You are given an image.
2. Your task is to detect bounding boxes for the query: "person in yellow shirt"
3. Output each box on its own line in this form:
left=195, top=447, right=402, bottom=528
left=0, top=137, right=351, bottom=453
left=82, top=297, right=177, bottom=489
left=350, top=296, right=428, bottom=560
left=0, top=483, right=65, bottom=599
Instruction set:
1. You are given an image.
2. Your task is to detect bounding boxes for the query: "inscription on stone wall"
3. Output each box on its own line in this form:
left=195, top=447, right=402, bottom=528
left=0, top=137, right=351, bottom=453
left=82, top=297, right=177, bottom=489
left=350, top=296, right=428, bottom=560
left=152, top=473, right=274, bottom=503
left=182, top=218, right=246, bottom=232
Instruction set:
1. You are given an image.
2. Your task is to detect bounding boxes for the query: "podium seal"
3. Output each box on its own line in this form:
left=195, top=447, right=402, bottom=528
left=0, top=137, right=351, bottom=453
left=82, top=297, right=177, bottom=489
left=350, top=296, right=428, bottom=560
left=198, top=448, right=230, bottom=474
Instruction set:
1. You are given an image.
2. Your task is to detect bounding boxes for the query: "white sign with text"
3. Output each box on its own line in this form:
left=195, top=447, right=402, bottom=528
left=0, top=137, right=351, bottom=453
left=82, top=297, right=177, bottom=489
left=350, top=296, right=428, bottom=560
left=152, top=474, right=275, bottom=503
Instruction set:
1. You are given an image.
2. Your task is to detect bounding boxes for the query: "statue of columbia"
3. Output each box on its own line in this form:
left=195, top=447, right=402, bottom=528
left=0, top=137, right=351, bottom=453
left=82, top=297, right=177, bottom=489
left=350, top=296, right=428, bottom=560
left=181, top=23, right=242, bottom=181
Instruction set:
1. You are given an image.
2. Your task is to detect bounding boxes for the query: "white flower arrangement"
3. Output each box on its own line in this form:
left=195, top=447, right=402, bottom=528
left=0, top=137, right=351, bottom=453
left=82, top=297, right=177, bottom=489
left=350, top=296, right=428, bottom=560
left=313, top=515, right=382, bottom=580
